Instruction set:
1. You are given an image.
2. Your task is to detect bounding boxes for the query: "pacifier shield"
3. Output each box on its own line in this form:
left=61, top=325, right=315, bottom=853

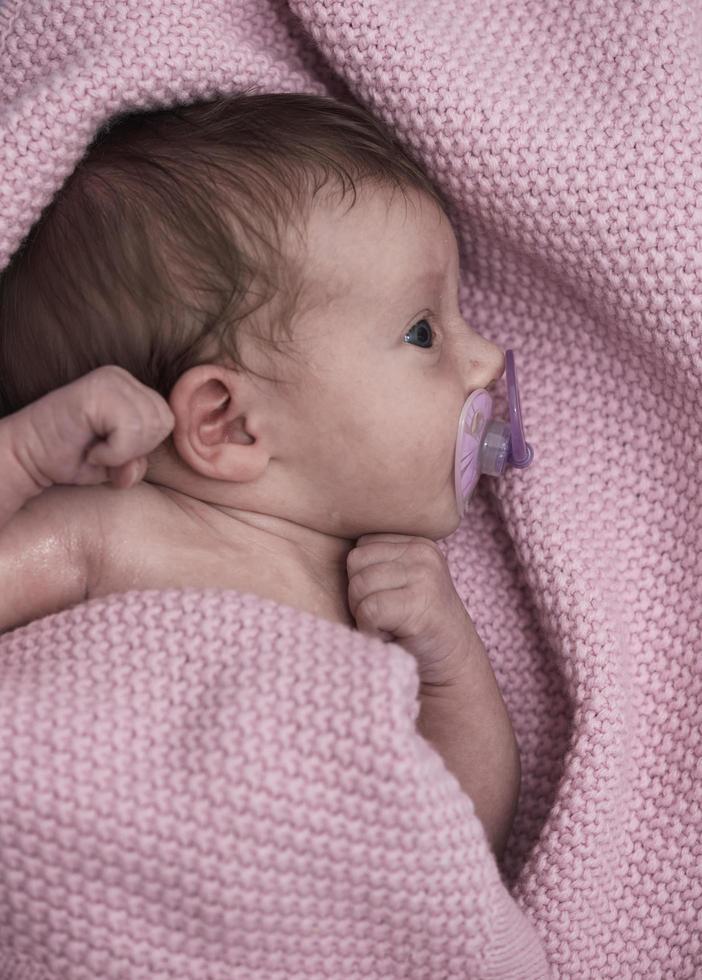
left=454, top=388, right=492, bottom=517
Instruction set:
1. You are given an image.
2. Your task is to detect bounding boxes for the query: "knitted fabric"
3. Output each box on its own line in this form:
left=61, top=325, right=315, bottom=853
left=0, top=589, right=548, bottom=980
left=0, top=0, right=700, bottom=978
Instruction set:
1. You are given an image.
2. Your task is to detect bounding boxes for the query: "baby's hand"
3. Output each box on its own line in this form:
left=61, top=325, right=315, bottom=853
left=346, top=533, right=483, bottom=687
left=9, top=365, right=175, bottom=493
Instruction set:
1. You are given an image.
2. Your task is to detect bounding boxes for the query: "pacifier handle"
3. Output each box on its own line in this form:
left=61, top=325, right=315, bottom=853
left=505, top=349, right=534, bottom=469
left=453, top=347, right=534, bottom=518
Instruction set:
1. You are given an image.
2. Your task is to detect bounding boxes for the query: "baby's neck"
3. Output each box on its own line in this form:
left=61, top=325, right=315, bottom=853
left=88, top=480, right=357, bottom=630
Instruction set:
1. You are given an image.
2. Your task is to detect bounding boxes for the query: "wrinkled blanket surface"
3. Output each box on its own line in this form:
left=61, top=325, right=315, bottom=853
left=1, top=0, right=700, bottom=977
left=0, top=589, right=548, bottom=979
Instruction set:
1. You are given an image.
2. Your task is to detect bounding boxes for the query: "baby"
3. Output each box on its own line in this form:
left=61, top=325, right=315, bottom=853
left=0, top=91, right=520, bottom=858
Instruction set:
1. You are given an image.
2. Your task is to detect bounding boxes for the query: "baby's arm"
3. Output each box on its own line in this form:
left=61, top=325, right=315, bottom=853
left=0, top=367, right=174, bottom=635
left=416, top=635, right=521, bottom=861
left=347, top=536, right=521, bottom=860
left=0, top=413, right=90, bottom=634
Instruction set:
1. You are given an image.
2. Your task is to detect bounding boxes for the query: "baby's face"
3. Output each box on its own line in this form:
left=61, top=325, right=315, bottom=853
left=267, top=184, right=505, bottom=541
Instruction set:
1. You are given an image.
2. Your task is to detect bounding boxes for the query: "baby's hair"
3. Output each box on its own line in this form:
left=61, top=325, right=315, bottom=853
left=0, top=88, right=447, bottom=441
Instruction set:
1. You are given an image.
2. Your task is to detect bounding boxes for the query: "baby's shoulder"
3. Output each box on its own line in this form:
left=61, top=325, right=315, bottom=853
left=0, top=481, right=165, bottom=635
left=70, top=481, right=169, bottom=592
left=0, top=483, right=114, bottom=635
left=32, top=481, right=159, bottom=597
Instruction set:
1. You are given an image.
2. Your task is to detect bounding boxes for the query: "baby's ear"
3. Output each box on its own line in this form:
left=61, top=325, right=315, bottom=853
left=167, top=364, right=269, bottom=483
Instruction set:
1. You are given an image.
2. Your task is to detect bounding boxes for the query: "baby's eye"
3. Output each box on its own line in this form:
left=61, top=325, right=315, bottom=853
left=403, top=318, right=437, bottom=349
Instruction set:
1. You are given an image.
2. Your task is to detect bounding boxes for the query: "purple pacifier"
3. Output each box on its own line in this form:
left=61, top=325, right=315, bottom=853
left=454, top=349, right=534, bottom=517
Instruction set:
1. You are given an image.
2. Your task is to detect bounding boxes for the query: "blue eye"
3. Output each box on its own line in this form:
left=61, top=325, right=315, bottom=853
left=403, top=318, right=436, bottom=349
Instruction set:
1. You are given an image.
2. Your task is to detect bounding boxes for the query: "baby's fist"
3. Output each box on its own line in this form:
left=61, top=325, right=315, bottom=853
left=10, top=365, right=175, bottom=493
left=346, top=533, right=481, bottom=687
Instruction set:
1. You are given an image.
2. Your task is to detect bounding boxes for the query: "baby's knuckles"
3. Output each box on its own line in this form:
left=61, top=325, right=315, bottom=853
left=347, top=535, right=475, bottom=685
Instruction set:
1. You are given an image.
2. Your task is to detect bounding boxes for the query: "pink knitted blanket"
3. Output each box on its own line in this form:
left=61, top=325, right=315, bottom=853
left=1, top=1, right=700, bottom=977
left=0, top=589, right=548, bottom=979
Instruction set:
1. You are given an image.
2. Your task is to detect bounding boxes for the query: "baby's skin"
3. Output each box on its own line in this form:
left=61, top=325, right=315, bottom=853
left=0, top=185, right=520, bottom=858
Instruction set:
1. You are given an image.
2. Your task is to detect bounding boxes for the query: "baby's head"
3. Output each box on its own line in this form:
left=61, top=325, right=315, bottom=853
left=0, top=90, right=504, bottom=541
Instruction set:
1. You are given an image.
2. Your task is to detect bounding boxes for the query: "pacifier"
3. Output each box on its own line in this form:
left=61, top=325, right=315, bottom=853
left=454, top=349, right=534, bottom=517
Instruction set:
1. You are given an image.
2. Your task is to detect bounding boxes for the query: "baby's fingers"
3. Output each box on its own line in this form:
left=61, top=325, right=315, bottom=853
left=83, top=381, right=173, bottom=469
left=85, top=420, right=161, bottom=468
left=347, top=560, right=409, bottom=618
left=106, top=456, right=149, bottom=490
left=348, top=560, right=411, bottom=641
left=353, top=587, right=409, bottom=643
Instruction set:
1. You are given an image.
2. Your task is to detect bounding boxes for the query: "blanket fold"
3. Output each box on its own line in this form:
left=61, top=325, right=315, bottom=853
left=0, top=589, right=549, bottom=980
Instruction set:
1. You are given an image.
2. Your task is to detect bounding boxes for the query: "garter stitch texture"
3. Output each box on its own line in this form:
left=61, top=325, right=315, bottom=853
left=0, top=589, right=548, bottom=979
left=0, top=0, right=701, bottom=978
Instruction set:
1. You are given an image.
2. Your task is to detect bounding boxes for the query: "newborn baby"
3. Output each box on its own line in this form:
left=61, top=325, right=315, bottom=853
left=0, top=92, right=519, bottom=858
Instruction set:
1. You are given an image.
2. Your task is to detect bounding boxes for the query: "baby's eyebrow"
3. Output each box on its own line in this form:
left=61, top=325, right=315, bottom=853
left=414, top=261, right=458, bottom=299
left=406, top=268, right=446, bottom=291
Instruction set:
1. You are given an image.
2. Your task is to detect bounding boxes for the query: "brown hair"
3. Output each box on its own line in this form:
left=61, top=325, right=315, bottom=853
left=0, top=88, right=447, bottom=437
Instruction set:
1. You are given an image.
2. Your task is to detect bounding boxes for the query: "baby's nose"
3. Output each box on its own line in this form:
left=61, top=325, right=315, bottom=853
left=470, top=343, right=505, bottom=392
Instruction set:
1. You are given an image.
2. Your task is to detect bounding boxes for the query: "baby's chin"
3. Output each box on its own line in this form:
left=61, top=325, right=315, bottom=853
left=413, top=499, right=464, bottom=542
